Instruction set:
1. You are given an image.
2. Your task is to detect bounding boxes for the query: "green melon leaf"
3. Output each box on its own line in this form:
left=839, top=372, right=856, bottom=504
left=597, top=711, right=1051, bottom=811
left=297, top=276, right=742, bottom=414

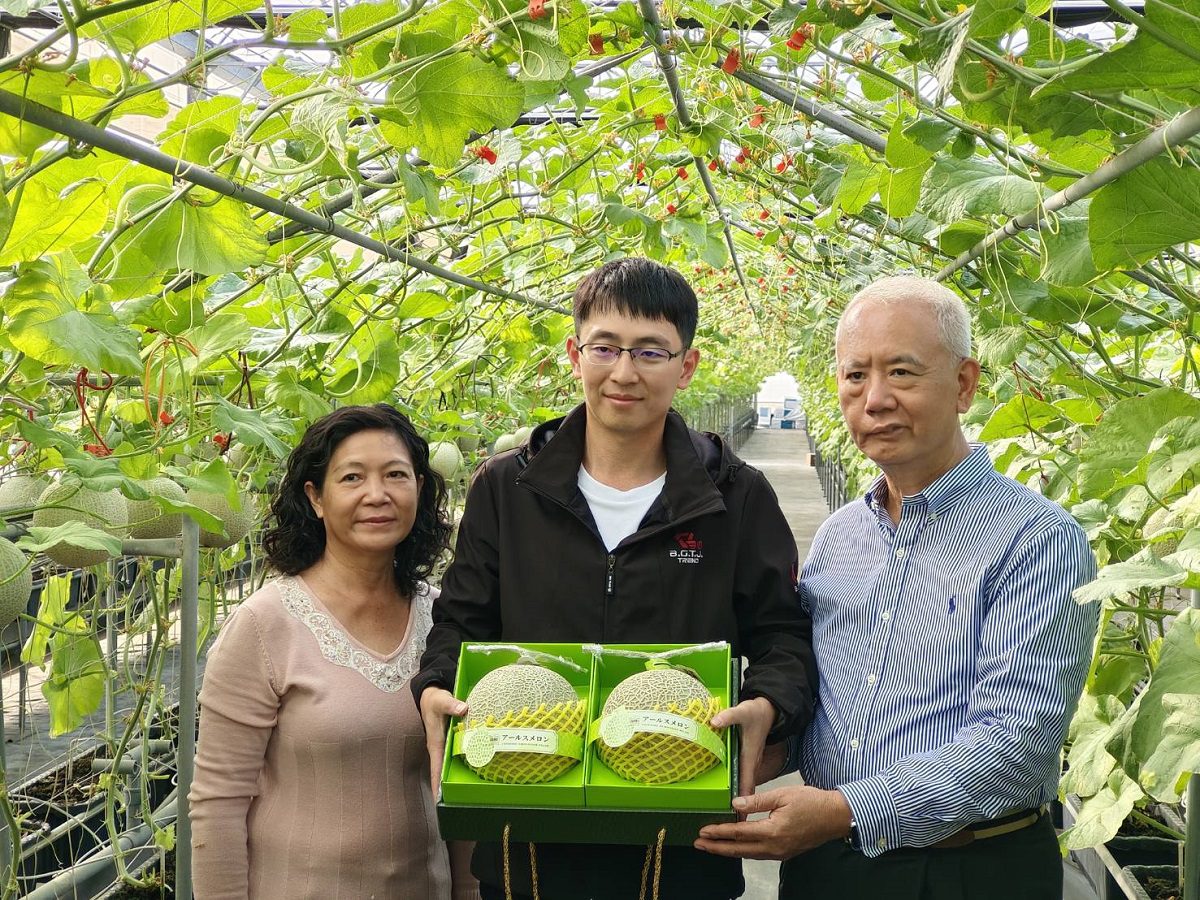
left=0, top=175, right=109, bottom=265
left=1060, top=768, right=1143, bottom=849
left=107, top=188, right=268, bottom=286
left=383, top=55, right=524, bottom=168
left=19, top=524, right=123, bottom=558
left=920, top=157, right=1040, bottom=222
left=1078, top=387, right=1200, bottom=496
left=979, top=395, right=1066, bottom=440
left=80, top=0, right=262, bottom=53
left=1089, top=155, right=1200, bottom=272
left=42, top=615, right=108, bottom=737
left=1060, top=692, right=1125, bottom=798
left=211, top=400, right=293, bottom=459
left=1072, top=551, right=1187, bottom=605
left=21, top=574, right=71, bottom=667
left=4, top=256, right=143, bottom=375
left=1106, top=609, right=1200, bottom=800
left=1138, top=693, right=1200, bottom=802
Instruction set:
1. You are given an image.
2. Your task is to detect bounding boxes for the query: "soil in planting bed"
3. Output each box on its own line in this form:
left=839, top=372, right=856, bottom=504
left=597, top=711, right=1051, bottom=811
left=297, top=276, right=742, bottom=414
left=1143, top=876, right=1179, bottom=900
left=22, top=750, right=105, bottom=807
left=108, top=849, right=175, bottom=898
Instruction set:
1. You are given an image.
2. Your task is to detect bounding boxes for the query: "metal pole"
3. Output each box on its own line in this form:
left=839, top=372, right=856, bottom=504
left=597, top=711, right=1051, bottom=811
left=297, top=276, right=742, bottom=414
left=935, top=106, right=1200, bottom=281
left=729, top=68, right=888, bottom=154
left=1187, top=586, right=1199, bottom=900
left=0, top=687, right=10, bottom=891
left=0, top=91, right=565, bottom=315
left=105, top=559, right=117, bottom=746
left=176, top=517, right=200, bottom=900
left=634, top=0, right=760, bottom=323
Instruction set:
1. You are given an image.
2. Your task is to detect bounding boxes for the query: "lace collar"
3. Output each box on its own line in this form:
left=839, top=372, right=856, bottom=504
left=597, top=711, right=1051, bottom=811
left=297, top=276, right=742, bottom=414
left=277, top=576, right=432, bottom=693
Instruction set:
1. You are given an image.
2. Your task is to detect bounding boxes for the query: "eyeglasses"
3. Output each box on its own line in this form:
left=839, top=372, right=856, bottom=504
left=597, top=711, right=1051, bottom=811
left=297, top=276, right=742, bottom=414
left=576, top=342, right=684, bottom=368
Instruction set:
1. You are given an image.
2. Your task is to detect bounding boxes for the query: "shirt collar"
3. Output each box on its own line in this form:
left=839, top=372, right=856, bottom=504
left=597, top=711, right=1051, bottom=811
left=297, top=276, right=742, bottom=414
left=861, top=443, right=994, bottom=518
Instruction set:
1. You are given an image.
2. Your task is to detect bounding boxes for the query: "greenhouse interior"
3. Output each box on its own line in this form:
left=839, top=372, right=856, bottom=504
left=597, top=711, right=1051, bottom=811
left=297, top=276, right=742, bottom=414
left=0, top=0, right=1198, bottom=895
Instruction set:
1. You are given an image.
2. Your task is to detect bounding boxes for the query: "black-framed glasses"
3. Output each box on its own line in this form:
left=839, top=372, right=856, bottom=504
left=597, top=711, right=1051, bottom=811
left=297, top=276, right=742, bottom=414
left=576, top=342, right=684, bottom=368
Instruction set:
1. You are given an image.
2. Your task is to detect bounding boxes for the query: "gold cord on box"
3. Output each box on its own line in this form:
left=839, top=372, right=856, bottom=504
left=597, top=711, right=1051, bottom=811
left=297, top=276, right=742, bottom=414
left=501, top=822, right=542, bottom=900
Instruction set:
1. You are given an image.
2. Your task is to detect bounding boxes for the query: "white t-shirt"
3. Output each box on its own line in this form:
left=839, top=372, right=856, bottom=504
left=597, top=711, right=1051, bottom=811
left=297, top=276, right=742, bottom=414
left=577, top=466, right=667, bottom=552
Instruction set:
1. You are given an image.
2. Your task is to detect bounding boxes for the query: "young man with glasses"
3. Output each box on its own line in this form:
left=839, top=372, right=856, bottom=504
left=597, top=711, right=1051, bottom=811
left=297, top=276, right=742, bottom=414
left=413, top=257, right=815, bottom=900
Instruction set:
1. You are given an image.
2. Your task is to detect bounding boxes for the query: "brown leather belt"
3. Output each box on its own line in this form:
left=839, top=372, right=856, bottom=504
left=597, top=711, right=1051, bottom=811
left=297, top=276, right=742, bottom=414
left=930, top=806, right=1047, bottom=849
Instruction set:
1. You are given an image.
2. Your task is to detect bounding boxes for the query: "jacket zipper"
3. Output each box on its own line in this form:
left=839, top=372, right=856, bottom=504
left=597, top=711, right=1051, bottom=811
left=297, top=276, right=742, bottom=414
left=605, top=553, right=616, bottom=597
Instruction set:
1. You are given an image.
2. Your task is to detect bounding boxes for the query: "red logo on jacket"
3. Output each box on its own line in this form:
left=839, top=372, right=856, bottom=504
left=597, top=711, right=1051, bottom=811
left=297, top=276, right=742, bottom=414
left=670, top=532, right=704, bottom=564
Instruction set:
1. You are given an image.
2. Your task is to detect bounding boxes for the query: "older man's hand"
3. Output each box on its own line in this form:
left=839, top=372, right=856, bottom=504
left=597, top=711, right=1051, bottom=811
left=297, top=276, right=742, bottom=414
left=694, top=785, right=853, bottom=861
left=709, top=696, right=776, bottom=801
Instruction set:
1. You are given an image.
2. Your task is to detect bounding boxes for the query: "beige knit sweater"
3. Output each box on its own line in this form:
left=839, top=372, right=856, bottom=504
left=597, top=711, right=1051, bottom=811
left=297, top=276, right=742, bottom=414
left=189, top=576, right=479, bottom=900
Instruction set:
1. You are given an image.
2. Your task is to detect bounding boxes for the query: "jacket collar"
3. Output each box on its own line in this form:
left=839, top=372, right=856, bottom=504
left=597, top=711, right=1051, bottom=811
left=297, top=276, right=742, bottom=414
left=516, top=404, right=729, bottom=525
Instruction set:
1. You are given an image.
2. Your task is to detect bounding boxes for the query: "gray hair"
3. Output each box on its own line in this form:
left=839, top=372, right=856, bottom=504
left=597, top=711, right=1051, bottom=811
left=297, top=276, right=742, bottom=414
left=836, top=276, right=972, bottom=361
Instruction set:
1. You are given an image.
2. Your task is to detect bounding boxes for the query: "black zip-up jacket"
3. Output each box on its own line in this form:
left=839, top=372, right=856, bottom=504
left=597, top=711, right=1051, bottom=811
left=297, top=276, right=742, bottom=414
left=413, top=404, right=816, bottom=899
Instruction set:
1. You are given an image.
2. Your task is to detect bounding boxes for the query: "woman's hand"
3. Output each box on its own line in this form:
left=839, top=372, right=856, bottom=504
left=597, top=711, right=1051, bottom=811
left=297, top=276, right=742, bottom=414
left=419, top=685, right=468, bottom=798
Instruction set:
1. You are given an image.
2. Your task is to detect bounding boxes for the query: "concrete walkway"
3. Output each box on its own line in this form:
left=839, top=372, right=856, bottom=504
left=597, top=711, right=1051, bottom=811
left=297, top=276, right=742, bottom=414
left=734, top=426, right=824, bottom=900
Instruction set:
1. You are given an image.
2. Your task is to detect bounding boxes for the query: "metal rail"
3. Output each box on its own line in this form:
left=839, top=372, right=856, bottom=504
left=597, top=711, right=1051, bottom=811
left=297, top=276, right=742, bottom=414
left=0, top=90, right=565, bottom=314
left=635, top=0, right=759, bottom=320
left=935, top=106, right=1200, bottom=281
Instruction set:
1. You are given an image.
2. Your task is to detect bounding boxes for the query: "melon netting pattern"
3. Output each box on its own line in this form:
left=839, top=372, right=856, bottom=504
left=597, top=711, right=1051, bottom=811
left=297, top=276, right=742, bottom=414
left=598, top=696, right=724, bottom=784
left=460, top=699, right=586, bottom=784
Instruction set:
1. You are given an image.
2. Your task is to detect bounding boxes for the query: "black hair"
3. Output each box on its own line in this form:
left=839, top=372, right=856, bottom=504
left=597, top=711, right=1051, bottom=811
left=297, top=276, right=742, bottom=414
left=261, top=404, right=451, bottom=598
left=572, top=258, right=699, bottom=348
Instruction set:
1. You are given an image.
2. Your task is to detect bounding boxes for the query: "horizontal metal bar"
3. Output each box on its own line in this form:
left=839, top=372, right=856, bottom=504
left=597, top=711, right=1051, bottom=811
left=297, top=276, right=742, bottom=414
left=936, top=105, right=1200, bottom=281
left=0, top=89, right=564, bottom=313
left=729, top=68, right=888, bottom=154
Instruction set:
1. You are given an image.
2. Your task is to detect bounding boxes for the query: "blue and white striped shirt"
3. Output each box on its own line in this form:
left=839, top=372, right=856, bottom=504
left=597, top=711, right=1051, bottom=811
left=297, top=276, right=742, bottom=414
left=799, top=444, right=1098, bottom=857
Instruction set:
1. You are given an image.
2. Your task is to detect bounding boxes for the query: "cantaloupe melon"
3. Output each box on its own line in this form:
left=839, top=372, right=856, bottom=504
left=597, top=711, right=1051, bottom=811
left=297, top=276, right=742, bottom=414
left=0, top=537, right=33, bottom=628
left=127, top=477, right=186, bottom=539
left=598, top=664, right=723, bottom=784
left=428, top=441, right=464, bottom=479
left=513, top=425, right=534, bottom=446
left=0, top=474, right=49, bottom=517
left=187, top=490, right=257, bottom=548
left=32, top=482, right=128, bottom=568
left=491, top=433, right=517, bottom=454
left=459, top=661, right=584, bottom=784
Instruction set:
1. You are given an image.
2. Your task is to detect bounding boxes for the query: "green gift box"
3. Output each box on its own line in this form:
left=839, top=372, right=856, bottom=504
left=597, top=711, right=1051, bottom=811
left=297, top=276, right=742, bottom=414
left=439, top=642, right=593, bottom=810
left=585, top=642, right=734, bottom=816
left=437, top=642, right=738, bottom=846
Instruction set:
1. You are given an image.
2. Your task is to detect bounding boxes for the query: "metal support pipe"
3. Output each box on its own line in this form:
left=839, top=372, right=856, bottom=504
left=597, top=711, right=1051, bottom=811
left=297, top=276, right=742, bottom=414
left=730, top=68, right=888, bottom=154
left=0, top=91, right=563, bottom=314
left=1187, top=586, right=1199, bottom=900
left=176, top=516, right=200, bottom=900
left=936, top=106, right=1200, bottom=281
left=635, top=0, right=760, bottom=321
left=104, top=558, right=117, bottom=747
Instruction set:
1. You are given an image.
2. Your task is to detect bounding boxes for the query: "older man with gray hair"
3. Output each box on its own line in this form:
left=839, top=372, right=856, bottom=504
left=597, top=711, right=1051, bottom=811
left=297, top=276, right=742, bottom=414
left=696, top=275, right=1098, bottom=900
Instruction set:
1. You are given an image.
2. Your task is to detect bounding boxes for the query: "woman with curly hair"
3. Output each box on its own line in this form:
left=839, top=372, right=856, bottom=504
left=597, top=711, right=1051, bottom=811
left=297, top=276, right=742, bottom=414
left=189, top=404, right=478, bottom=899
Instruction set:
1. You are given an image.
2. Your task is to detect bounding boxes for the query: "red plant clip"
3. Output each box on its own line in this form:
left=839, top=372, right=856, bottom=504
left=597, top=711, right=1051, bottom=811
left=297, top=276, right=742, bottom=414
left=721, top=48, right=740, bottom=73
left=654, top=113, right=667, bottom=131
left=589, top=33, right=604, bottom=54
left=528, top=0, right=546, bottom=20
left=676, top=167, right=688, bottom=180
left=786, top=26, right=813, bottom=51
left=666, top=203, right=677, bottom=214
left=708, top=159, right=719, bottom=171
left=473, top=145, right=498, bottom=165
left=749, top=105, right=766, bottom=128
